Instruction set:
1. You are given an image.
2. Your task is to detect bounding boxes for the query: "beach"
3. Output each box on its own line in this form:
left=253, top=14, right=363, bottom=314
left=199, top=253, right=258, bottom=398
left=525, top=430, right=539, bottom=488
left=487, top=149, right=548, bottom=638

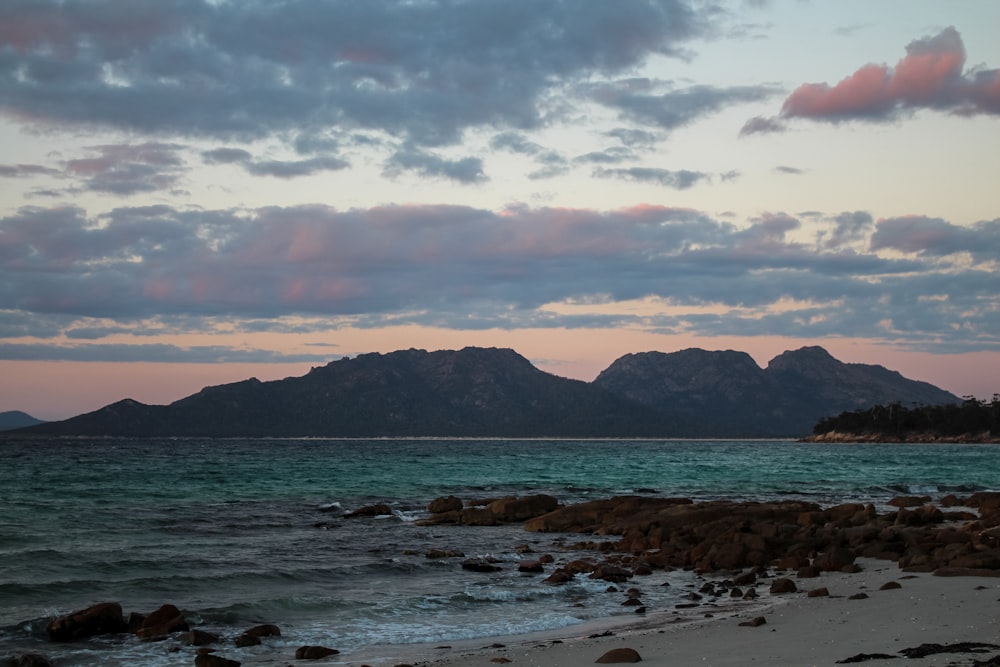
left=419, top=559, right=1000, bottom=667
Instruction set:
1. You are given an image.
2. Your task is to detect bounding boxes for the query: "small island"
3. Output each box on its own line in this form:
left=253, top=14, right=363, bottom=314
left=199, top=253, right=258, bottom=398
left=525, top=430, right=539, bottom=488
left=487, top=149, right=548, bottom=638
left=806, top=396, right=1000, bottom=443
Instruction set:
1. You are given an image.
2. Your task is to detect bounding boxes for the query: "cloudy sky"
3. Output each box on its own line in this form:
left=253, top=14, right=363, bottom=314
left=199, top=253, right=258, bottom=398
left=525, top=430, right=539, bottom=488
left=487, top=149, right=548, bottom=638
left=2, top=0, right=999, bottom=420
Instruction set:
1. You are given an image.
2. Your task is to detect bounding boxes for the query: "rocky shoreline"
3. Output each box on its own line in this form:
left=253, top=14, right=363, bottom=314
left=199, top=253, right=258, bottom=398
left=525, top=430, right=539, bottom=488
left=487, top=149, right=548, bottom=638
left=10, top=491, right=1000, bottom=667
left=805, top=430, right=1000, bottom=444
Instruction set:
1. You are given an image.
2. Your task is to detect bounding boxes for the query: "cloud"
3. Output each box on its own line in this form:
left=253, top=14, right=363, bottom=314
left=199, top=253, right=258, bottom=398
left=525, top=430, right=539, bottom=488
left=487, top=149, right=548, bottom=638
left=774, top=165, right=805, bottom=175
left=63, top=142, right=186, bottom=195
left=780, top=27, right=1000, bottom=122
left=202, top=147, right=349, bottom=178
left=0, top=0, right=709, bottom=148
left=0, top=163, right=61, bottom=178
left=739, top=115, right=786, bottom=136
left=385, top=146, right=487, bottom=183
left=870, top=215, right=1000, bottom=261
left=585, top=79, right=777, bottom=131
left=0, top=342, right=330, bottom=363
left=593, top=167, right=708, bottom=189
left=4, top=201, right=997, bottom=356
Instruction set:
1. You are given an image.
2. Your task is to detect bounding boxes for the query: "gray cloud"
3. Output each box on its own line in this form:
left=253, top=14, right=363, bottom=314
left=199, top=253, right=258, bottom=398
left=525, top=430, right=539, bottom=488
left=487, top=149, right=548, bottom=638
left=585, top=79, right=778, bottom=131
left=62, top=142, right=187, bottom=195
left=0, top=0, right=709, bottom=149
left=593, top=167, right=709, bottom=189
left=0, top=163, right=61, bottom=178
left=202, top=147, right=349, bottom=178
left=385, top=146, right=487, bottom=183
left=0, top=342, right=331, bottom=363
left=3, top=202, right=997, bottom=358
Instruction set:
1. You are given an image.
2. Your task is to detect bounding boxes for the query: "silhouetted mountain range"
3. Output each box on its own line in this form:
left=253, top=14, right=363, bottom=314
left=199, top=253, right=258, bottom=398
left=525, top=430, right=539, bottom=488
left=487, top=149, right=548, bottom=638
left=0, top=410, right=45, bottom=432
left=12, top=346, right=959, bottom=438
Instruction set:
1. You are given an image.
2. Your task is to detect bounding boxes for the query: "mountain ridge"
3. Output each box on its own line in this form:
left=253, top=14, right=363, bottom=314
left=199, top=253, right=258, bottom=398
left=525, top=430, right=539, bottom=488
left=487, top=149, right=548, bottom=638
left=11, top=345, right=960, bottom=438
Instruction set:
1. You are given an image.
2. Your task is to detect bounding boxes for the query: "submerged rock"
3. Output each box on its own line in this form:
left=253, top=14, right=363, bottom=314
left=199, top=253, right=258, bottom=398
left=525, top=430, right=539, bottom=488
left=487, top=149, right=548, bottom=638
left=46, top=602, right=128, bottom=642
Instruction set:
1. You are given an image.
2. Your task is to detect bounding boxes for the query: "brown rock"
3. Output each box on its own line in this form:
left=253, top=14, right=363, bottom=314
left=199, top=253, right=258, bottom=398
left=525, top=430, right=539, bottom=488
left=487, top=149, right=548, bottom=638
left=461, top=559, right=502, bottom=573
left=518, top=560, right=545, bottom=573
left=295, top=645, right=340, bottom=660
left=595, top=647, right=642, bottom=663
left=879, top=581, right=902, bottom=590
left=738, top=616, right=767, bottom=627
left=590, top=564, right=632, bottom=583
left=345, top=503, right=393, bottom=518
left=194, top=654, right=241, bottom=667
left=46, top=602, right=128, bottom=642
left=545, top=569, right=574, bottom=584
left=849, top=592, right=869, bottom=599
left=487, top=495, right=559, bottom=522
left=888, top=495, right=931, bottom=507
left=813, top=546, right=856, bottom=571
left=236, top=622, right=280, bottom=646
left=807, top=587, right=829, bottom=597
left=769, top=578, right=797, bottom=594
left=182, top=629, right=220, bottom=646
left=426, top=548, right=464, bottom=559
left=135, top=604, right=189, bottom=641
left=428, top=495, right=463, bottom=513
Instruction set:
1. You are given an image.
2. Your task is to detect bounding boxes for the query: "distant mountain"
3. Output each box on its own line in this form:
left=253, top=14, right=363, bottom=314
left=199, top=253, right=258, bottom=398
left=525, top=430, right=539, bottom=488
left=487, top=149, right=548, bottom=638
left=0, top=410, right=45, bottom=431
left=17, top=347, right=683, bottom=438
left=593, top=346, right=959, bottom=436
left=11, top=345, right=960, bottom=438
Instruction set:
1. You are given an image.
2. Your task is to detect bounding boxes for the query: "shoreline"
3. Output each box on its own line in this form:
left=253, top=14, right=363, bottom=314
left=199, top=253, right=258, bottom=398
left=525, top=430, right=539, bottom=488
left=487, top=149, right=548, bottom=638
left=401, top=558, right=1000, bottom=667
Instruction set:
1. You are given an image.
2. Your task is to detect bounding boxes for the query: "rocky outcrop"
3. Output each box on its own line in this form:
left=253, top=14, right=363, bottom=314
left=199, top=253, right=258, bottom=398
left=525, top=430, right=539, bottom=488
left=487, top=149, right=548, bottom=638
left=418, top=494, right=559, bottom=526
left=46, top=602, right=128, bottom=642
left=520, top=492, right=1000, bottom=576
left=135, top=604, right=189, bottom=641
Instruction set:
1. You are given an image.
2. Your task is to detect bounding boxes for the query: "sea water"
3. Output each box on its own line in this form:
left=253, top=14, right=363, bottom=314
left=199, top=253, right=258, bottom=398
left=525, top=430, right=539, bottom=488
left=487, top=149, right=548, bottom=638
left=2, top=438, right=998, bottom=665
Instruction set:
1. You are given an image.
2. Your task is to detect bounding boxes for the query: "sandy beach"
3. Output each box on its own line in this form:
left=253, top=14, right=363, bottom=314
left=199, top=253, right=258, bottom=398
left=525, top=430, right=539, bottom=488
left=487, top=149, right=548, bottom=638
left=400, top=559, right=1000, bottom=667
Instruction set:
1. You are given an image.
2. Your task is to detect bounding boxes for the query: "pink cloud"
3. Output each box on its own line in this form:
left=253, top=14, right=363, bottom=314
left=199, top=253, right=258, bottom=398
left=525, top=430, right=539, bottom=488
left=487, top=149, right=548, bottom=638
left=781, top=27, right=999, bottom=121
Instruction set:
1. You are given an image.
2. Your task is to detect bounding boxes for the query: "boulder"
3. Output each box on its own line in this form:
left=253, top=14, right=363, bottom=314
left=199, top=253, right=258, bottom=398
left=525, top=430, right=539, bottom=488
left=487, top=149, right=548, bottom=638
left=426, top=548, right=465, bottom=559
left=47, top=602, right=128, bottom=642
left=428, top=495, right=463, bottom=513
left=240, top=623, right=280, bottom=639
left=487, top=495, right=560, bottom=522
left=595, top=647, right=642, bottom=663
left=518, top=560, right=545, bottom=573
left=738, top=616, right=767, bottom=627
left=461, top=559, right=502, bottom=573
left=769, top=578, right=797, bottom=594
left=181, top=629, right=219, bottom=646
left=345, top=503, right=393, bottom=518
left=194, top=655, right=241, bottom=667
left=813, top=547, right=856, bottom=572
left=135, top=604, right=189, bottom=641
left=295, top=646, right=340, bottom=659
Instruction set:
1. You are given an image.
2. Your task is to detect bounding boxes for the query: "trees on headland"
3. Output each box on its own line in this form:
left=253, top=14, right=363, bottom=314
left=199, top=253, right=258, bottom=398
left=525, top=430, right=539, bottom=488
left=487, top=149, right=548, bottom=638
left=812, top=395, right=1000, bottom=442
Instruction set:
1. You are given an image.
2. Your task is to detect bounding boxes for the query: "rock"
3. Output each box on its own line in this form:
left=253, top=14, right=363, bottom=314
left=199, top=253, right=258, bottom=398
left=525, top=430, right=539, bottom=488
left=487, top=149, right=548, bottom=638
left=848, top=592, right=869, bottom=600
left=46, top=602, right=128, bottom=642
left=295, top=646, right=340, bottom=659
left=135, top=604, right=189, bottom=641
left=461, top=559, right=502, bottom=573
left=738, top=616, right=767, bottom=627
left=544, top=569, right=574, bottom=584
left=518, top=560, right=545, bottom=573
left=589, top=565, right=632, bottom=583
left=595, top=647, right=643, bottom=663
left=879, top=581, right=902, bottom=590
left=194, top=654, right=241, bottom=667
left=428, top=495, right=463, bottom=513
left=487, top=495, right=560, bottom=522
left=345, top=503, right=393, bottom=518
left=6, top=654, right=53, bottom=667
left=807, top=587, right=830, bottom=597
left=182, top=629, right=220, bottom=646
left=888, top=495, right=931, bottom=507
left=769, top=578, right=797, bottom=594
left=241, top=623, right=280, bottom=639
left=426, top=548, right=465, bottom=559
left=233, top=634, right=259, bottom=647
left=813, top=547, right=856, bottom=572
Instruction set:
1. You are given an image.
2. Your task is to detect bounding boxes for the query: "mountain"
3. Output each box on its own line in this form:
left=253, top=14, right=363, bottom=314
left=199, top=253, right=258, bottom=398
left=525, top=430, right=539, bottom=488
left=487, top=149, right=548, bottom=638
left=11, top=345, right=960, bottom=438
left=593, top=346, right=959, bottom=436
left=0, top=410, right=45, bottom=432
left=18, top=347, right=683, bottom=438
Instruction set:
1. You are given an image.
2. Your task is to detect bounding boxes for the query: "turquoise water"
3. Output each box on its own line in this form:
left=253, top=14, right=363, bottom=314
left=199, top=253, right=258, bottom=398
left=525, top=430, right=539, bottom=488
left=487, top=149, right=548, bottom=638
left=2, top=438, right=998, bottom=665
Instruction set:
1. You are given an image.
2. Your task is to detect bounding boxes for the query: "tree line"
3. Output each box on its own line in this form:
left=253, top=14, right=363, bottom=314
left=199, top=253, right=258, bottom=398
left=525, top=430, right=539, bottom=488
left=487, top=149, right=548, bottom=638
left=813, top=395, right=1000, bottom=438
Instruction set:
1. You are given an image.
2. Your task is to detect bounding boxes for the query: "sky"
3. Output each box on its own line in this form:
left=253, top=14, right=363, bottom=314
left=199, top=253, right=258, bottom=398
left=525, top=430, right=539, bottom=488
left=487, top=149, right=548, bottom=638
left=2, top=0, right=999, bottom=421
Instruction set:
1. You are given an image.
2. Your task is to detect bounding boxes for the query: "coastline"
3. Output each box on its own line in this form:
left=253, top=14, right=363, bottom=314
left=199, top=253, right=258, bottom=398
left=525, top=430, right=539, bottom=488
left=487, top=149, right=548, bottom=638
left=411, top=558, right=1000, bottom=667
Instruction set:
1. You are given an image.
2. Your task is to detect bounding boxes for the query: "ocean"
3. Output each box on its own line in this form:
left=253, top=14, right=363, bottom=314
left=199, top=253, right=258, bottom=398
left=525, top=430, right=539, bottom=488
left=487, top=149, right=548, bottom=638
left=2, top=437, right=999, bottom=666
